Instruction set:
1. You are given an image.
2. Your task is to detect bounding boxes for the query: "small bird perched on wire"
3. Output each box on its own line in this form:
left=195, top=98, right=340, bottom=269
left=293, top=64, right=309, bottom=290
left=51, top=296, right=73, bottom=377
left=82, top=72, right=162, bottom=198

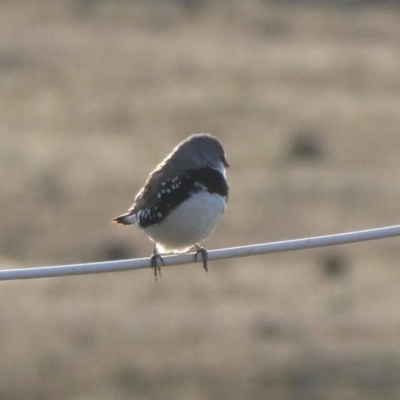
left=112, top=133, right=230, bottom=279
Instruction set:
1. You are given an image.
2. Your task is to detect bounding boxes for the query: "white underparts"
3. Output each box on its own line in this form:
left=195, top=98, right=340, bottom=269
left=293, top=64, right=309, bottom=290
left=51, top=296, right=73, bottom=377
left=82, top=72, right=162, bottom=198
left=143, top=191, right=226, bottom=253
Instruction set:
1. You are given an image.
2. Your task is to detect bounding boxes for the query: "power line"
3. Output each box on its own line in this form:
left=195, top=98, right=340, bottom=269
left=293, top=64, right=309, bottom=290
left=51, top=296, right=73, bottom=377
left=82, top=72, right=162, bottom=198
left=1, top=224, right=400, bottom=281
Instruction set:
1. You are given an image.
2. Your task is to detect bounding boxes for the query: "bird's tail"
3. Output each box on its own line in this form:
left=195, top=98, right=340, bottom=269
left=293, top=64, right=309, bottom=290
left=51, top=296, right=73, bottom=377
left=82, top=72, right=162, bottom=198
left=112, top=211, right=137, bottom=225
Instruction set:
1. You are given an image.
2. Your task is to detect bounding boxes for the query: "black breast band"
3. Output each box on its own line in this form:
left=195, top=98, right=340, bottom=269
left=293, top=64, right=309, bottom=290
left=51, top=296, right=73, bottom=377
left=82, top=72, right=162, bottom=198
left=138, top=167, right=228, bottom=228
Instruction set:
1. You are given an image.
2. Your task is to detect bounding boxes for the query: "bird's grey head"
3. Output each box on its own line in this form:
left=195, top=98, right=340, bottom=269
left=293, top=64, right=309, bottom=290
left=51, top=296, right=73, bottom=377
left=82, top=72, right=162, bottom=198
left=172, top=133, right=230, bottom=174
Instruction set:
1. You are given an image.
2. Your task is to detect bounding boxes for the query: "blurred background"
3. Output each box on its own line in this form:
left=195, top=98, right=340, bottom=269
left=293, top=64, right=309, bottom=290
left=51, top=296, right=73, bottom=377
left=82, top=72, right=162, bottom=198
left=1, top=0, right=400, bottom=399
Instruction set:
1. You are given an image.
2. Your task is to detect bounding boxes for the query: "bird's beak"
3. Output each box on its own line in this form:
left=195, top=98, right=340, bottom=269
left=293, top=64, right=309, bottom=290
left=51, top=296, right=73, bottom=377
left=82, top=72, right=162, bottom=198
left=222, top=156, right=230, bottom=168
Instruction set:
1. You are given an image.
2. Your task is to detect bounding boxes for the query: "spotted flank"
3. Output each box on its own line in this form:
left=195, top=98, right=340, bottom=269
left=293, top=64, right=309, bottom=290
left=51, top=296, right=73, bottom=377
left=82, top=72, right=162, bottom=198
left=136, top=167, right=228, bottom=229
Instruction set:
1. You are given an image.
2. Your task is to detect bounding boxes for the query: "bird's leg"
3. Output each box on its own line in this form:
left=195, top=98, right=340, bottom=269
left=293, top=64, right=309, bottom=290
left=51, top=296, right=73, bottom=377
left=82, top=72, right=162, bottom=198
left=150, top=244, right=164, bottom=281
left=194, top=244, right=208, bottom=273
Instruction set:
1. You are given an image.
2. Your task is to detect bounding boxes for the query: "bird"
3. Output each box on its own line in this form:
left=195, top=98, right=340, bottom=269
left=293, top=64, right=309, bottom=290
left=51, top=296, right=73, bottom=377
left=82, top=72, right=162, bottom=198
left=112, top=133, right=230, bottom=279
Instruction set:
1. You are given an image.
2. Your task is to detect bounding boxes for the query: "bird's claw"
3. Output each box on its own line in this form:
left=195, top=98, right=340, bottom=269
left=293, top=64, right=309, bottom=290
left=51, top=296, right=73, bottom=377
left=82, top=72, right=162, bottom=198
left=194, top=245, right=208, bottom=272
left=151, top=254, right=164, bottom=281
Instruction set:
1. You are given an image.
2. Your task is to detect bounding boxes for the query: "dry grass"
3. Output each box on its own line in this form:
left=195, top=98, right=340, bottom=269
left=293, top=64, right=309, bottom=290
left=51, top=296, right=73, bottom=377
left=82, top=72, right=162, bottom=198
left=1, top=1, right=400, bottom=399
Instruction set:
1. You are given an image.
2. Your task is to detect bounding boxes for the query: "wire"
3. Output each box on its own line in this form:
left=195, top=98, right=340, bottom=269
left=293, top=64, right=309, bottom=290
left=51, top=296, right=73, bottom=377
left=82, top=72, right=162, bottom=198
left=1, top=224, right=400, bottom=281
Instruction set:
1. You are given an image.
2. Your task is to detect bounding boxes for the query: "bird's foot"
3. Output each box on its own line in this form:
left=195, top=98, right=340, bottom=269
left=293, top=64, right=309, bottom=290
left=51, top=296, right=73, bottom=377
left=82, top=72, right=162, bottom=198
left=194, top=245, right=208, bottom=273
left=150, top=253, right=165, bottom=281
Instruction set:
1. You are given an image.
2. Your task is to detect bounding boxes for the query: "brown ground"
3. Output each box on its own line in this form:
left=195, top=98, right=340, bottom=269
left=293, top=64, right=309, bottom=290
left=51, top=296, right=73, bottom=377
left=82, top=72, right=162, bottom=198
left=1, top=1, right=400, bottom=399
